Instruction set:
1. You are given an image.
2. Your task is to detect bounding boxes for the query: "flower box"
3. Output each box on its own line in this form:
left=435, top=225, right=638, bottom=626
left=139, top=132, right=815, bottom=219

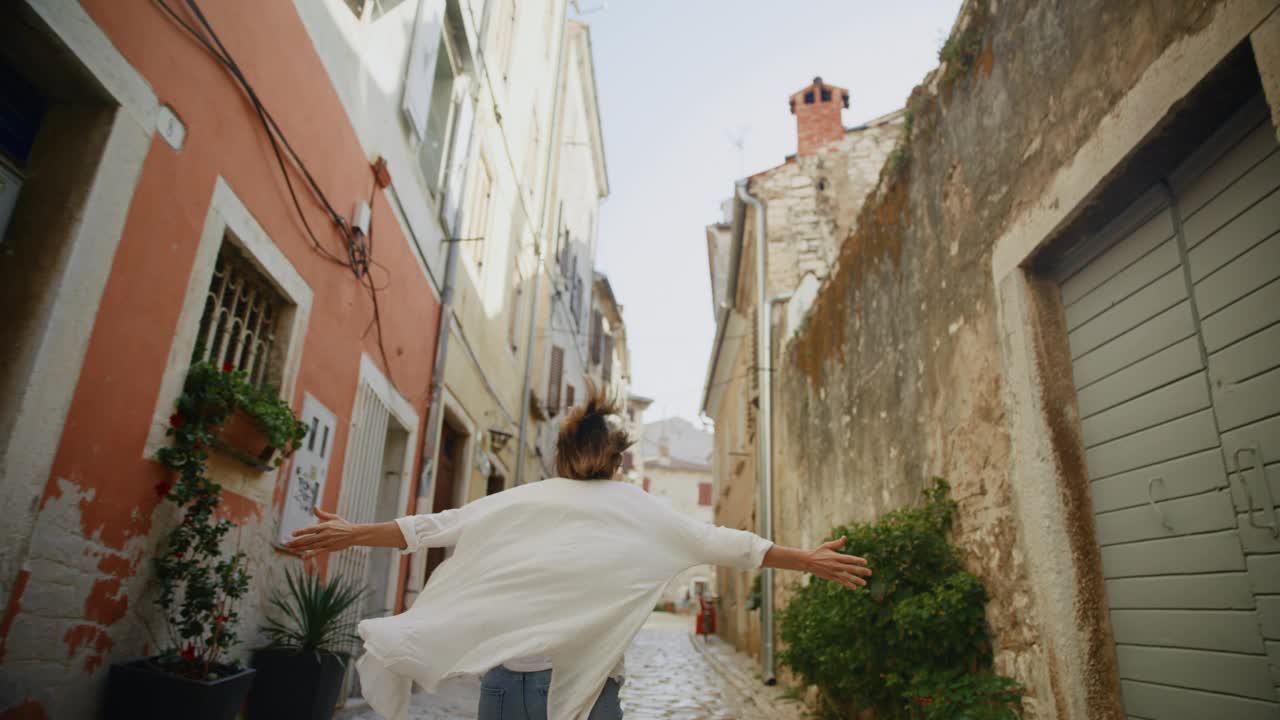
left=211, top=409, right=277, bottom=471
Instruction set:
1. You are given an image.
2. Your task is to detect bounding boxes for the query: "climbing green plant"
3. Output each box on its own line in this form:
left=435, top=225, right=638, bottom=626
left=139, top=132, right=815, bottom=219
left=152, top=359, right=307, bottom=679
left=778, top=478, right=1022, bottom=719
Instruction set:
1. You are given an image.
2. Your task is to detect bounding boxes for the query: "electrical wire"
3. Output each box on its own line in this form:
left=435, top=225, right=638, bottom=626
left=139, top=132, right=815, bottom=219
left=156, top=0, right=398, bottom=384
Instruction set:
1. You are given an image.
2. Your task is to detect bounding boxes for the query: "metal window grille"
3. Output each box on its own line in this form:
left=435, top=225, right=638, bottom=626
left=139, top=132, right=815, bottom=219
left=194, top=242, right=286, bottom=386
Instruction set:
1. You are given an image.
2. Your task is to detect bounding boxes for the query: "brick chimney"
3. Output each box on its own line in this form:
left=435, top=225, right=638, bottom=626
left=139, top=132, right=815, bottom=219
left=789, top=77, right=849, bottom=156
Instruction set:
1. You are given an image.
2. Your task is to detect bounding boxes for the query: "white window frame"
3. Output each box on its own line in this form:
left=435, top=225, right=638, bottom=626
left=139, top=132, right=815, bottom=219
left=422, top=27, right=464, bottom=198
left=143, top=177, right=313, bottom=474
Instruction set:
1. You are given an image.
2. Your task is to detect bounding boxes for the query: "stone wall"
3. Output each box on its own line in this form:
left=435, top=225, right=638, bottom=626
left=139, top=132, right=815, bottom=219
left=772, top=0, right=1255, bottom=717
left=752, top=113, right=903, bottom=305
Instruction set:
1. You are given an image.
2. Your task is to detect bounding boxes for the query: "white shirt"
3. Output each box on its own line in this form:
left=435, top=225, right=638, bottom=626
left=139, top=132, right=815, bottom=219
left=355, top=478, right=772, bottom=720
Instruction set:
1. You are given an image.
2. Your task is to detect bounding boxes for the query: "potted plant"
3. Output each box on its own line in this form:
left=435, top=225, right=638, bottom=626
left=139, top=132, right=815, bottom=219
left=247, top=567, right=365, bottom=720
left=104, top=360, right=308, bottom=720
left=176, top=361, right=309, bottom=470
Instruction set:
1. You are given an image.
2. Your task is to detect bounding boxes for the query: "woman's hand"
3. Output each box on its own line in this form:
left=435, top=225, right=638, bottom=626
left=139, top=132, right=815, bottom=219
left=286, top=507, right=359, bottom=557
left=804, top=536, right=871, bottom=590
left=761, top=536, right=871, bottom=590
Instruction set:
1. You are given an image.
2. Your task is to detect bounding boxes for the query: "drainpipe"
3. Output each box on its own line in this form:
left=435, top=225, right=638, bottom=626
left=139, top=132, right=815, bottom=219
left=515, top=6, right=571, bottom=486
left=410, top=230, right=460, bottom=592
left=736, top=179, right=776, bottom=685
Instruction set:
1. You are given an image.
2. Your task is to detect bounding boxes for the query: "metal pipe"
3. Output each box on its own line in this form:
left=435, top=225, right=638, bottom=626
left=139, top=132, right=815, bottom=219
left=515, top=3, right=572, bottom=486
left=409, top=231, right=459, bottom=593
left=736, top=179, right=775, bottom=684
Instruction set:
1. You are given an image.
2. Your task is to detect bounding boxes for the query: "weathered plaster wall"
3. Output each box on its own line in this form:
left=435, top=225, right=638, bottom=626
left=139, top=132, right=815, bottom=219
left=773, top=1, right=1260, bottom=717
left=0, top=1, right=442, bottom=716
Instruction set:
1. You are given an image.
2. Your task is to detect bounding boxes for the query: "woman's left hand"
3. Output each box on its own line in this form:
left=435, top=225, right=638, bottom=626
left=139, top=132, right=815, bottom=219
left=286, top=507, right=359, bottom=557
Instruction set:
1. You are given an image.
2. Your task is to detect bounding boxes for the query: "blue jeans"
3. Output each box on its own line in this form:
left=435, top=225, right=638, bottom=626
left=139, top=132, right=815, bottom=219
left=478, top=665, right=623, bottom=720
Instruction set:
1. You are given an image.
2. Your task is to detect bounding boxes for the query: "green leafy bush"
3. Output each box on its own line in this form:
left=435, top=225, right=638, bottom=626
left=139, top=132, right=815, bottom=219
left=152, top=360, right=307, bottom=679
left=778, top=478, right=1022, bottom=719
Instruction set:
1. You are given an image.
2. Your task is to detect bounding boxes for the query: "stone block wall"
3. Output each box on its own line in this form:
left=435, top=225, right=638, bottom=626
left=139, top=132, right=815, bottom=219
left=771, top=0, right=1254, bottom=716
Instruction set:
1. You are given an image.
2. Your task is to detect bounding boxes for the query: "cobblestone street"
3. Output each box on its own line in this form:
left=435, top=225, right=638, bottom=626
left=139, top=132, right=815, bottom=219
left=336, top=612, right=808, bottom=720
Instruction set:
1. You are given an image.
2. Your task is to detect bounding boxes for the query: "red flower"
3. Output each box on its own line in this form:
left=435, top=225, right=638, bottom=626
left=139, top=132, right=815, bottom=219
left=215, top=614, right=228, bottom=624
left=169, top=414, right=185, bottom=428
left=222, top=362, right=234, bottom=373
left=192, top=441, right=204, bottom=451
left=154, top=480, right=174, bottom=498
left=913, top=697, right=933, bottom=706
left=180, top=643, right=197, bottom=661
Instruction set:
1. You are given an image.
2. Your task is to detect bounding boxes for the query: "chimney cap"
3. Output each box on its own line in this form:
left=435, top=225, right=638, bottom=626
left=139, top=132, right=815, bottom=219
left=789, top=77, right=850, bottom=114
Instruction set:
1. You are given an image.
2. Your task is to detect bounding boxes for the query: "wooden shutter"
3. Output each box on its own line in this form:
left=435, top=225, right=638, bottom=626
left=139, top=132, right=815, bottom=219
left=565, top=384, right=576, bottom=410
left=402, top=0, right=446, bottom=140
left=602, top=334, right=614, bottom=383
left=590, top=310, right=603, bottom=364
left=547, top=346, right=564, bottom=415
left=442, top=88, right=475, bottom=236
left=698, top=482, right=712, bottom=506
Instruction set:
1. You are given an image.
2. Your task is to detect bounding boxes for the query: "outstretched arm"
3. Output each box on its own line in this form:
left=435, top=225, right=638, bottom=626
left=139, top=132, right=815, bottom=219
left=286, top=507, right=406, bottom=556
left=763, top=536, right=870, bottom=591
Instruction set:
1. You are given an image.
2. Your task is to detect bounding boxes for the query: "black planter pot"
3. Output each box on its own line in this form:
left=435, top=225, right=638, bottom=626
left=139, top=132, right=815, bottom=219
left=103, top=657, right=255, bottom=720
left=246, top=646, right=348, bottom=720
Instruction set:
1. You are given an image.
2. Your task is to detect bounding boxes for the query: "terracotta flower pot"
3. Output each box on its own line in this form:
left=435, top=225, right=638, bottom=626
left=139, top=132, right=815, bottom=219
left=213, top=409, right=276, bottom=470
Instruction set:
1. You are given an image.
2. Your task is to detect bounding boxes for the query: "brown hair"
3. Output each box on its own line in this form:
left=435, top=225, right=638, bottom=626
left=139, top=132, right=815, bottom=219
left=555, top=380, right=634, bottom=480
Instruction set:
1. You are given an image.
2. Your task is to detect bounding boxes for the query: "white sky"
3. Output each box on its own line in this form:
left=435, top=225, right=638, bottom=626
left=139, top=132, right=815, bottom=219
left=584, top=1, right=965, bottom=422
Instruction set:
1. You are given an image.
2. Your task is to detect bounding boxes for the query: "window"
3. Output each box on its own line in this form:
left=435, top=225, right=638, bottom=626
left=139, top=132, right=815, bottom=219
left=698, top=482, right=712, bottom=507
left=820, top=88, right=832, bottom=102
left=547, top=345, right=564, bottom=415
left=601, top=334, right=614, bottom=384
left=622, top=451, right=634, bottom=471
left=462, top=156, right=493, bottom=268
left=568, top=256, right=583, bottom=326
left=486, top=470, right=505, bottom=495
left=565, top=384, right=575, bottom=410
left=589, top=310, right=603, bottom=365
left=419, top=31, right=462, bottom=196
left=642, top=477, right=651, bottom=493
left=804, top=91, right=815, bottom=104
left=195, top=243, right=288, bottom=386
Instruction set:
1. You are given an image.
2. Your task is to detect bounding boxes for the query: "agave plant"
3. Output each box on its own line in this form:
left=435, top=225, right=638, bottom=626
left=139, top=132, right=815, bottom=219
left=262, top=567, right=365, bottom=661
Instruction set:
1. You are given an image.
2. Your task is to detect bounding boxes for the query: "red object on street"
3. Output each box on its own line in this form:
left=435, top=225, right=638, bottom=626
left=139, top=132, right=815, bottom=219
left=695, top=595, right=716, bottom=635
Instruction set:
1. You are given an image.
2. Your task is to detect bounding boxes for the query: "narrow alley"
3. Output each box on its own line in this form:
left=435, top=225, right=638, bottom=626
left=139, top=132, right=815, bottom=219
left=4, top=1, right=1280, bottom=718
left=336, top=613, right=807, bottom=720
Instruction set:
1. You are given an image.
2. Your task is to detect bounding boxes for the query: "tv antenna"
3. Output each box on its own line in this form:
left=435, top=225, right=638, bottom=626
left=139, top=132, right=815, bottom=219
left=725, top=125, right=750, bottom=178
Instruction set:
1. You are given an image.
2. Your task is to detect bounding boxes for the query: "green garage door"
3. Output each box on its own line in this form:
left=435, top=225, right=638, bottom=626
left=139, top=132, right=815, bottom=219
left=1056, top=95, right=1280, bottom=720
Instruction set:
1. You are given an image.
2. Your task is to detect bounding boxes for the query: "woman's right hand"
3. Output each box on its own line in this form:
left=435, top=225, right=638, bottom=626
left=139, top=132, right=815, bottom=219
left=286, top=507, right=359, bottom=557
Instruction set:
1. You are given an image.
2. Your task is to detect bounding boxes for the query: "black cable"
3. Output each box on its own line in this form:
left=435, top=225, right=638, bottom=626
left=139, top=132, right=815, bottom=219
left=156, top=0, right=400, bottom=384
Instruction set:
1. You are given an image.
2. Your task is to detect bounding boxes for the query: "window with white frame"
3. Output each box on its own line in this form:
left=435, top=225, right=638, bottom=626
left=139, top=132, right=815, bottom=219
left=194, top=241, right=290, bottom=386
left=419, top=28, right=463, bottom=197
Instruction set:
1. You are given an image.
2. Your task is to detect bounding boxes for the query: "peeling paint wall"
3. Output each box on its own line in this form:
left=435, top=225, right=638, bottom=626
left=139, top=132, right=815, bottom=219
left=0, top=1, right=442, bottom=715
left=770, top=0, right=1260, bottom=717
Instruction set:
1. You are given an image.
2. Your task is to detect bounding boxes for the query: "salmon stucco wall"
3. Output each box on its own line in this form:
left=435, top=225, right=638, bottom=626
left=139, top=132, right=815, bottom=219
left=0, top=2, right=441, bottom=717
